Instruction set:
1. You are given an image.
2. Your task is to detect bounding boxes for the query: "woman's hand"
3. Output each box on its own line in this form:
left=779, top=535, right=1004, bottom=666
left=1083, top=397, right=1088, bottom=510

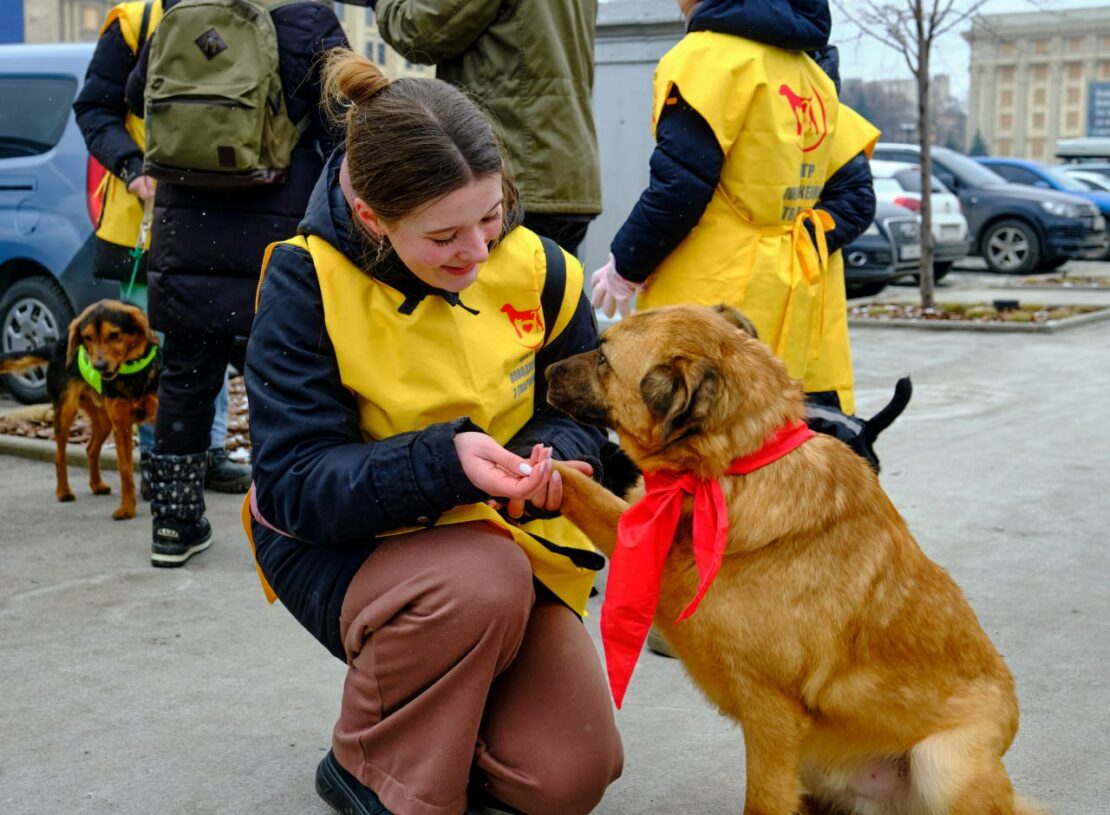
left=454, top=433, right=553, bottom=499
left=127, top=174, right=156, bottom=201
left=503, top=459, right=594, bottom=519
left=590, top=254, right=641, bottom=318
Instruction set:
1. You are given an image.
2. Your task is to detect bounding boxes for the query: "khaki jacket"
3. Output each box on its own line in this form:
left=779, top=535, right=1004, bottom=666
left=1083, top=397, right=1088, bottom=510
left=375, top=0, right=601, bottom=215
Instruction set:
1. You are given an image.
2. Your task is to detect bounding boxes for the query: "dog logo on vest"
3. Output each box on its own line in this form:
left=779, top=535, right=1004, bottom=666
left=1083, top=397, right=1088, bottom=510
left=501, top=302, right=545, bottom=350
left=778, top=83, right=827, bottom=153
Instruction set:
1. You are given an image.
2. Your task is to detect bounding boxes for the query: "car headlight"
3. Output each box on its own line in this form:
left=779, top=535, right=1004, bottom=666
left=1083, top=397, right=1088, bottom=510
left=1040, top=200, right=1082, bottom=218
left=863, top=222, right=880, bottom=236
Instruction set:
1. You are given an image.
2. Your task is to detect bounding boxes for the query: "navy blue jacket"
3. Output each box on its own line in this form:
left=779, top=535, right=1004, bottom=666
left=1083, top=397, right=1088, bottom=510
left=122, top=0, right=348, bottom=336
left=246, top=150, right=607, bottom=659
left=611, top=0, right=875, bottom=283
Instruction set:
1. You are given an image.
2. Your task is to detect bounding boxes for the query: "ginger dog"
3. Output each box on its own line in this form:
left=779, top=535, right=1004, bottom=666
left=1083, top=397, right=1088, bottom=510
left=0, top=300, right=159, bottom=520
left=546, top=304, right=1042, bottom=815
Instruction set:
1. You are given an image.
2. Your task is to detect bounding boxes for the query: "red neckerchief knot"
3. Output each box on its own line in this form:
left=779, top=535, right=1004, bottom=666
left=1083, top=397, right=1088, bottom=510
left=601, top=419, right=814, bottom=707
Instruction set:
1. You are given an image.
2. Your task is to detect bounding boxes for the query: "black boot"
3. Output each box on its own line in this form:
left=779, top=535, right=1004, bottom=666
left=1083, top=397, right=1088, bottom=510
left=149, top=451, right=212, bottom=568
left=204, top=447, right=252, bottom=493
left=316, top=750, right=392, bottom=815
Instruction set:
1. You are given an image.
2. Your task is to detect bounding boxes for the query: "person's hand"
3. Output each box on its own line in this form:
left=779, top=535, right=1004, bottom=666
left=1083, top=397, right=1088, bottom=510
left=127, top=175, right=156, bottom=201
left=454, top=433, right=553, bottom=499
left=590, top=254, right=641, bottom=318
left=503, top=459, right=594, bottom=519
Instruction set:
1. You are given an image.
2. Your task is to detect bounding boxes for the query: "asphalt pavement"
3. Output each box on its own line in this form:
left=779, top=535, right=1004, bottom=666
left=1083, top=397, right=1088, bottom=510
left=1, top=267, right=1108, bottom=814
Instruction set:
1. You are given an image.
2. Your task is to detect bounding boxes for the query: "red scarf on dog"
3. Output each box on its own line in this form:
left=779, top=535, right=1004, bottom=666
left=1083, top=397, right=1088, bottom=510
left=602, top=420, right=814, bottom=707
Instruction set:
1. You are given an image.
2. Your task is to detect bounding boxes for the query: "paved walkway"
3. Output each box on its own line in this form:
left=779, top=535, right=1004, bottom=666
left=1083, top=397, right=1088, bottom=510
left=1, top=268, right=1108, bottom=813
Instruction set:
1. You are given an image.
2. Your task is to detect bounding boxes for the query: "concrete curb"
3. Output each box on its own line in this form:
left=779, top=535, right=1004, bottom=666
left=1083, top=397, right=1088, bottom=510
left=849, top=305, right=1110, bottom=333
left=0, top=429, right=120, bottom=471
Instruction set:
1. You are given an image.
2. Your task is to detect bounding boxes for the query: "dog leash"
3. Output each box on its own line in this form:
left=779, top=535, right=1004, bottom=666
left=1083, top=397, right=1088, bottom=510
left=124, top=197, right=155, bottom=303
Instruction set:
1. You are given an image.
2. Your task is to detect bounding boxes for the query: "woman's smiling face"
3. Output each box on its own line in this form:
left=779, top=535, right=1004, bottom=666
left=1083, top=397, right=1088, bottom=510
left=353, top=173, right=505, bottom=293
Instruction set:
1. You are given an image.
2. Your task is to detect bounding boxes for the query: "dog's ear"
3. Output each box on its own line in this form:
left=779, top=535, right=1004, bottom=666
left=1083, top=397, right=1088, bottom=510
left=122, top=302, right=159, bottom=347
left=711, top=304, right=759, bottom=339
left=67, top=303, right=98, bottom=365
left=639, top=356, right=719, bottom=443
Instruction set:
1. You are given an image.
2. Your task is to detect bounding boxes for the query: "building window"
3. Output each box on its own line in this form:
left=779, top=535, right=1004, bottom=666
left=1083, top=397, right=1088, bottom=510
left=996, top=138, right=1012, bottom=156
left=1067, top=86, right=1081, bottom=104
left=1031, top=138, right=1045, bottom=158
left=1032, top=112, right=1045, bottom=130
left=1067, top=37, right=1083, bottom=51
left=365, top=42, right=375, bottom=62
left=999, top=41, right=1015, bottom=57
left=999, top=66, right=1015, bottom=83
left=1032, top=65, right=1047, bottom=82
left=1102, top=35, right=1110, bottom=49
left=1033, top=38, right=1048, bottom=55
left=1101, top=60, right=1110, bottom=80
left=378, top=42, right=387, bottom=64
left=1001, top=89, right=1014, bottom=107
left=1066, top=111, right=1080, bottom=131
left=366, top=7, right=375, bottom=24
left=335, top=2, right=344, bottom=21
left=999, top=113, right=1013, bottom=130
left=1033, top=88, right=1046, bottom=106
left=1066, top=62, right=1082, bottom=81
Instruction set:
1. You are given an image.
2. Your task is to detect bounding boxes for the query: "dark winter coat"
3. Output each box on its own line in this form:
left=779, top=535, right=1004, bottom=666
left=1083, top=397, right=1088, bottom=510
left=610, top=0, right=876, bottom=283
left=124, top=0, right=348, bottom=336
left=245, top=150, right=608, bottom=659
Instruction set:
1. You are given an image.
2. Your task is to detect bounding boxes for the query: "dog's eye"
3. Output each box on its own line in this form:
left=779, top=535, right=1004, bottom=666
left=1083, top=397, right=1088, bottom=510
left=597, top=352, right=608, bottom=368
left=107, top=331, right=121, bottom=341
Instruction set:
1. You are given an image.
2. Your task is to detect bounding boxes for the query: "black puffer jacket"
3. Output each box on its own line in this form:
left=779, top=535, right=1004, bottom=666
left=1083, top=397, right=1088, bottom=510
left=124, top=0, right=348, bottom=336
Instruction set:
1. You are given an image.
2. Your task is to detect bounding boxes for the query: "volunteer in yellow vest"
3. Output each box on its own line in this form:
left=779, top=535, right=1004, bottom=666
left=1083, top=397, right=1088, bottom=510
left=244, top=51, right=622, bottom=815
left=72, top=0, right=251, bottom=498
left=590, top=0, right=879, bottom=415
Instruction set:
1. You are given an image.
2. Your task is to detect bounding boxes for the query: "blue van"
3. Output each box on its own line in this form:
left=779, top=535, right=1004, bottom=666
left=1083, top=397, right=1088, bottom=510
left=0, top=43, right=116, bottom=403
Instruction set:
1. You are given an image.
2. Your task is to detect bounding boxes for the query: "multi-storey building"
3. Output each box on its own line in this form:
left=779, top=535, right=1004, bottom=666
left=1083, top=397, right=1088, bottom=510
left=965, top=7, right=1110, bottom=160
left=332, top=3, right=433, bottom=80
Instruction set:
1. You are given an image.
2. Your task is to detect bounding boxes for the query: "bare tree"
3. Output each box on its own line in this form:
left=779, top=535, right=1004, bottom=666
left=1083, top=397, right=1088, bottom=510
left=836, top=0, right=988, bottom=308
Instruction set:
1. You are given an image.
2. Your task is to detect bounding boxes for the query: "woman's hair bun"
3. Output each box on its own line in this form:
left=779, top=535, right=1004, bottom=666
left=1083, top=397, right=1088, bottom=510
left=322, top=48, right=391, bottom=109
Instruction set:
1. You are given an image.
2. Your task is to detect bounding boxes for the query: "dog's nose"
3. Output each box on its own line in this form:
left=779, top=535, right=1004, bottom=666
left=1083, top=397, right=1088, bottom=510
left=93, top=360, right=111, bottom=373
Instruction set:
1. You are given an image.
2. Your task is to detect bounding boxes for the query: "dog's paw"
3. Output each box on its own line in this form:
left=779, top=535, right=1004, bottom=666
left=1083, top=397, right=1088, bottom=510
left=112, top=506, right=136, bottom=521
left=91, top=482, right=112, bottom=496
left=57, top=491, right=75, bottom=503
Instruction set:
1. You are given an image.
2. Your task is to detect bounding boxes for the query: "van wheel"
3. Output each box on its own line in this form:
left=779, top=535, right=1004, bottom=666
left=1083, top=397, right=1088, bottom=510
left=0, top=277, right=74, bottom=404
left=846, top=281, right=888, bottom=298
left=982, top=220, right=1040, bottom=274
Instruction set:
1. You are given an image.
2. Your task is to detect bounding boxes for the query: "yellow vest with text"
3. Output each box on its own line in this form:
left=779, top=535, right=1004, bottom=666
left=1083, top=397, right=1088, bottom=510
left=637, top=32, right=879, bottom=413
left=249, top=227, right=602, bottom=616
left=93, top=0, right=163, bottom=250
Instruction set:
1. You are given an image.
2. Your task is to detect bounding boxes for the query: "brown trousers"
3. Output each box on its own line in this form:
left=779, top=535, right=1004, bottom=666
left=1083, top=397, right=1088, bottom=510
left=333, top=523, right=624, bottom=815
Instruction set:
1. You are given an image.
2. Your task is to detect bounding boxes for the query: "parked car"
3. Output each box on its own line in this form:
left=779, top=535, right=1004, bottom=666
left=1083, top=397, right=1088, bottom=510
left=1062, top=168, right=1110, bottom=192
left=0, top=43, right=114, bottom=404
left=841, top=200, right=921, bottom=298
left=976, top=157, right=1110, bottom=260
left=1058, top=161, right=1110, bottom=183
left=869, top=159, right=970, bottom=281
left=871, top=143, right=1107, bottom=274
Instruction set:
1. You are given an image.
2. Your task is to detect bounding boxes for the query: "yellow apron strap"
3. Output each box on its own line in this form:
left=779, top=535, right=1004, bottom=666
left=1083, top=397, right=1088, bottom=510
left=241, top=487, right=278, bottom=604
left=792, top=208, right=835, bottom=341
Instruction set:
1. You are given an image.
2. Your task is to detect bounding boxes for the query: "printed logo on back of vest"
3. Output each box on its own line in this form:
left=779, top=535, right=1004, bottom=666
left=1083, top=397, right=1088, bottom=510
left=778, top=82, right=828, bottom=153
left=500, top=300, right=545, bottom=350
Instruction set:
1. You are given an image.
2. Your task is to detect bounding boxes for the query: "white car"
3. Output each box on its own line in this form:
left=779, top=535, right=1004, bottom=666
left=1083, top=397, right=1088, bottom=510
left=869, top=159, right=971, bottom=280
left=1061, top=168, right=1110, bottom=193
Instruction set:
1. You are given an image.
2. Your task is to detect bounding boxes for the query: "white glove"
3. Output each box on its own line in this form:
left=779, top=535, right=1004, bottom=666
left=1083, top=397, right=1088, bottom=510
left=590, top=254, right=642, bottom=319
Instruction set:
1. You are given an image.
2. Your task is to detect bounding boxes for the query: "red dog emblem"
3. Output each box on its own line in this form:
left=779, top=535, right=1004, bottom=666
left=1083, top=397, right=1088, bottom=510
left=501, top=302, right=545, bottom=348
left=778, top=82, right=828, bottom=153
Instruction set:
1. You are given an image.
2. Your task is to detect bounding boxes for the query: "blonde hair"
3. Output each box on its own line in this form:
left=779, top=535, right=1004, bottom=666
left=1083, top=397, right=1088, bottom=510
left=321, top=49, right=520, bottom=236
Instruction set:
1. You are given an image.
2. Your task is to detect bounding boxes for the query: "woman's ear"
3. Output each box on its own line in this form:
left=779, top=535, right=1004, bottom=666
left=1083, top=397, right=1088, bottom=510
left=351, top=197, right=385, bottom=239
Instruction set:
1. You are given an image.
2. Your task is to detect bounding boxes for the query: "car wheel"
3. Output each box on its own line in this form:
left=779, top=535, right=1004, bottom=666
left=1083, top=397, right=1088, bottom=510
left=981, top=219, right=1040, bottom=274
left=932, top=261, right=953, bottom=282
left=0, top=277, right=75, bottom=404
left=846, top=281, right=888, bottom=299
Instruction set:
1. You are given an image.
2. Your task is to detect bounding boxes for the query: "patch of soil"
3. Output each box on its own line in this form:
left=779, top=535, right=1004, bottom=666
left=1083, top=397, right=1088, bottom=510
left=1018, top=274, right=1110, bottom=288
left=849, top=301, right=1103, bottom=324
left=0, top=376, right=251, bottom=458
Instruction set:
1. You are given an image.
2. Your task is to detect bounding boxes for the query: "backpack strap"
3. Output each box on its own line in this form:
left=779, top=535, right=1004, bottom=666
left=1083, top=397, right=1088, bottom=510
left=137, top=0, right=153, bottom=50
left=538, top=236, right=566, bottom=346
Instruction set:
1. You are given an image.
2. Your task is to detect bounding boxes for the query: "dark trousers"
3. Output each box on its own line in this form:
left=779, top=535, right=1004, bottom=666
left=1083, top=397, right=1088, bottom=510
left=154, top=331, right=235, bottom=455
left=522, top=212, right=593, bottom=257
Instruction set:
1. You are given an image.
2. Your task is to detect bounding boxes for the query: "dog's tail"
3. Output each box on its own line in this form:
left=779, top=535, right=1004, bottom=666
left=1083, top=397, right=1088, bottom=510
left=0, top=348, right=52, bottom=375
left=861, top=375, right=913, bottom=442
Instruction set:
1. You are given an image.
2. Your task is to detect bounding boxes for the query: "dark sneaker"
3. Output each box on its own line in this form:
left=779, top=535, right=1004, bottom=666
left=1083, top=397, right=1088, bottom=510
left=316, top=750, right=391, bottom=815
left=647, top=625, right=678, bottom=659
left=140, top=460, right=151, bottom=502
left=204, top=447, right=251, bottom=494
left=151, top=517, right=212, bottom=568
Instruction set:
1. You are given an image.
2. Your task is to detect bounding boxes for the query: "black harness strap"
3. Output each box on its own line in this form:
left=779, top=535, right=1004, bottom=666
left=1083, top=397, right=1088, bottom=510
left=538, top=236, right=566, bottom=346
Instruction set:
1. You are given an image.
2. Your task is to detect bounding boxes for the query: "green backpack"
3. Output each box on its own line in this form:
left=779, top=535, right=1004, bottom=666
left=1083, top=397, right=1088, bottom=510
left=142, top=0, right=307, bottom=186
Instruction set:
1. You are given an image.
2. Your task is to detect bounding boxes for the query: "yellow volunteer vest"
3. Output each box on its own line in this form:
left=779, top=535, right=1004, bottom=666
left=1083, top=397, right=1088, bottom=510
left=637, top=32, right=879, bottom=413
left=94, top=0, right=163, bottom=250
left=246, top=227, right=602, bottom=616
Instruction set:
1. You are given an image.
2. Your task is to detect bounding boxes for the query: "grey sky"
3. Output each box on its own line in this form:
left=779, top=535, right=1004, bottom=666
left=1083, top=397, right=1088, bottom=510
left=832, top=0, right=1110, bottom=102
